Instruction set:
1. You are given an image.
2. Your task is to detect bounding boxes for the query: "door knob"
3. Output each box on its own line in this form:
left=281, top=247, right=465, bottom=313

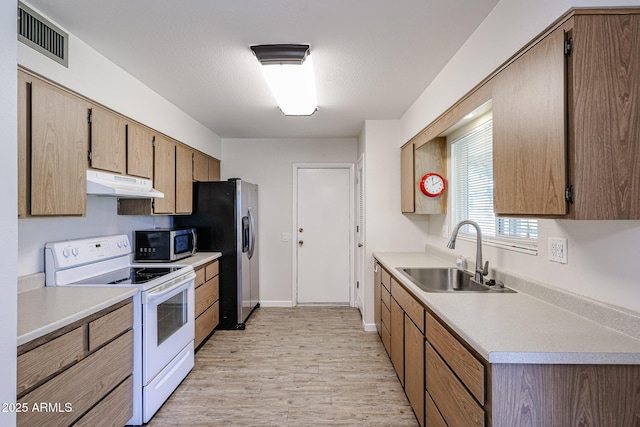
left=358, top=243, right=363, bottom=247
left=299, top=228, right=304, bottom=232
left=298, top=240, right=304, bottom=246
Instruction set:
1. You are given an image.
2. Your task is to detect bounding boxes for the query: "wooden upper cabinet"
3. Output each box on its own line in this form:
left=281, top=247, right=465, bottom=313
left=127, top=122, right=154, bottom=179
left=208, top=157, right=221, bottom=181
left=89, top=105, right=127, bottom=175
left=175, top=144, right=193, bottom=214
left=153, top=136, right=176, bottom=214
left=570, top=13, right=640, bottom=219
left=493, top=11, right=640, bottom=219
left=400, top=143, right=415, bottom=213
left=30, top=78, right=88, bottom=216
left=193, top=151, right=209, bottom=182
left=492, top=24, right=568, bottom=216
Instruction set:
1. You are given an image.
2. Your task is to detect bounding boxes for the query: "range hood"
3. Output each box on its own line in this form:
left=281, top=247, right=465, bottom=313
left=86, top=170, right=164, bottom=199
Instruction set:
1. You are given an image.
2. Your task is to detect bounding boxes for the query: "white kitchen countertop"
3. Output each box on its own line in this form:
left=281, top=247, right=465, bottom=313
left=17, top=252, right=220, bottom=348
left=374, top=251, right=640, bottom=365
left=17, top=286, right=138, bottom=347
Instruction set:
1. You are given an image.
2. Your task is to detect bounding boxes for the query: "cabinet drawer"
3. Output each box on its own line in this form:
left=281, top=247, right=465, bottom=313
left=381, top=322, right=391, bottom=356
left=18, top=330, right=133, bottom=427
left=205, top=260, right=219, bottom=281
left=380, top=283, right=391, bottom=310
left=195, top=301, right=219, bottom=348
left=195, top=276, right=219, bottom=318
left=426, top=311, right=484, bottom=404
left=381, top=267, right=391, bottom=292
left=380, top=300, right=390, bottom=332
left=88, top=303, right=133, bottom=352
left=391, top=279, right=424, bottom=333
left=425, top=391, right=447, bottom=427
left=426, top=341, right=484, bottom=427
left=73, top=375, right=133, bottom=427
left=17, top=326, right=85, bottom=396
left=195, top=266, right=206, bottom=288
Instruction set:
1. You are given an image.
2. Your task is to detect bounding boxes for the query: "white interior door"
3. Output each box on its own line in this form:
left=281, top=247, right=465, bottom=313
left=296, top=167, right=351, bottom=305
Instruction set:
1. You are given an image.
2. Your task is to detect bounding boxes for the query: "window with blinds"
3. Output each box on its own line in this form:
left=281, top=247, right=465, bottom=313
left=451, top=119, right=538, bottom=253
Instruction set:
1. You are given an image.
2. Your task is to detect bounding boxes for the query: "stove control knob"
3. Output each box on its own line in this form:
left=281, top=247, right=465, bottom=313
left=62, top=248, right=71, bottom=258
left=123, top=240, right=128, bottom=247
left=117, top=241, right=123, bottom=248
left=71, top=247, right=79, bottom=257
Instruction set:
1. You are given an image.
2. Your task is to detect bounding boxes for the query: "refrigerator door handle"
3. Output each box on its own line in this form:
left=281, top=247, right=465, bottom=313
left=242, top=216, right=250, bottom=253
left=248, top=207, right=256, bottom=260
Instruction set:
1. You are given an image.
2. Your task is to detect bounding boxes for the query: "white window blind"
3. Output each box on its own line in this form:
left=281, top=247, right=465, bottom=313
left=451, top=119, right=538, bottom=253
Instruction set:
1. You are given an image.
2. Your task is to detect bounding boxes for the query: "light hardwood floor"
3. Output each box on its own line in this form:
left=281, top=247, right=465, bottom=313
left=148, top=307, right=419, bottom=426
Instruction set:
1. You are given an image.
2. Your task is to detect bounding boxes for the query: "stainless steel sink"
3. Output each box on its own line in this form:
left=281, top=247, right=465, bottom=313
left=398, top=268, right=515, bottom=293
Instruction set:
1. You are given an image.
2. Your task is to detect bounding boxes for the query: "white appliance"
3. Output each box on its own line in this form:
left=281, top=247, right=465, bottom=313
left=86, top=169, right=165, bottom=198
left=45, top=234, right=195, bottom=425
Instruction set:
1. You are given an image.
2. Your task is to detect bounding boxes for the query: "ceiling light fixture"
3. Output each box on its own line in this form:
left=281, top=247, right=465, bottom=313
left=250, top=44, right=317, bottom=116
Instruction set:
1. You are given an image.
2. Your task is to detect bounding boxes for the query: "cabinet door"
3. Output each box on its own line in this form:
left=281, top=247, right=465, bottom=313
left=153, top=136, right=176, bottom=214
left=390, top=298, right=404, bottom=386
left=127, top=122, right=153, bottom=179
left=208, top=157, right=221, bottom=181
left=193, top=151, right=209, bottom=182
left=18, top=71, right=29, bottom=218
left=400, top=143, right=415, bottom=213
left=374, top=263, right=381, bottom=337
left=89, top=106, right=126, bottom=174
left=405, top=316, right=425, bottom=426
left=30, top=78, right=87, bottom=216
left=175, top=144, right=193, bottom=214
left=571, top=14, right=640, bottom=219
left=492, top=26, right=567, bottom=215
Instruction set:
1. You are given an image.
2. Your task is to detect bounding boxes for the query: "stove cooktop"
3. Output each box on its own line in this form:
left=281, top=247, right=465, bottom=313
left=72, top=266, right=182, bottom=286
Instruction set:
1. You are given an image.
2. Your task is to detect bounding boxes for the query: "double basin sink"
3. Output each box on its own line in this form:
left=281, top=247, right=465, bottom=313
left=398, top=267, right=515, bottom=293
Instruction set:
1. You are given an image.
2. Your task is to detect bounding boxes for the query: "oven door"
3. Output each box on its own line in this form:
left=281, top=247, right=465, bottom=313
left=141, top=271, right=195, bottom=385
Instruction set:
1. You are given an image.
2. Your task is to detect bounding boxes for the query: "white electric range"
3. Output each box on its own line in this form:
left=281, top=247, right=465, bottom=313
left=45, top=234, right=196, bottom=425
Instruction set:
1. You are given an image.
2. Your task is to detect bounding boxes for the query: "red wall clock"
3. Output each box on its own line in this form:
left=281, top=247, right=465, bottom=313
left=420, top=173, right=446, bottom=197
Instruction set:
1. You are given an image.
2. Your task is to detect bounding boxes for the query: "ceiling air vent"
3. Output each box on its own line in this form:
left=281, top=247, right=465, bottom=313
left=17, top=2, right=68, bottom=67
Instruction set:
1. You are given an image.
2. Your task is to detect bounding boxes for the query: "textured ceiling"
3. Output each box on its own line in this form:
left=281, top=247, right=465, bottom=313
left=25, top=0, right=500, bottom=138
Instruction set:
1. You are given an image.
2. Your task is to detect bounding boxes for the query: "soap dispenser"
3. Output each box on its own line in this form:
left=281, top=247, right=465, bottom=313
left=456, top=255, right=466, bottom=271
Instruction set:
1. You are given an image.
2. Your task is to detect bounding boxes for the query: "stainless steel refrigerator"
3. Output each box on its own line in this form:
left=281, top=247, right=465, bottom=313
left=176, top=179, right=259, bottom=329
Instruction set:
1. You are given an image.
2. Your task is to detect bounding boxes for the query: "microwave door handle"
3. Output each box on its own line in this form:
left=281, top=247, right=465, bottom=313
left=191, top=229, right=197, bottom=254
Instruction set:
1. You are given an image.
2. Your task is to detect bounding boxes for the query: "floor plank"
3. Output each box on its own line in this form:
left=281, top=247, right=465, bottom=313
left=148, top=307, right=418, bottom=426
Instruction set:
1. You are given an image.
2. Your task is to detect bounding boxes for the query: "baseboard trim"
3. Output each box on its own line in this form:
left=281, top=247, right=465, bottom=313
left=258, top=301, right=295, bottom=308
left=362, top=322, right=377, bottom=332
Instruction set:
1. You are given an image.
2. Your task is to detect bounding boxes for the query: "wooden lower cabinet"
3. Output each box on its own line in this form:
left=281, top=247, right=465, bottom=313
left=17, top=300, right=134, bottom=427
left=404, top=316, right=424, bottom=426
left=374, top=259, right=640, bottom=426
left=194, top=259, right=220, bottom=349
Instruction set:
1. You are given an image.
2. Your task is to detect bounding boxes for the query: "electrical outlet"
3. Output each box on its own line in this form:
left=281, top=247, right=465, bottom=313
left=281, top=232, right=290, bottom=242
left=441, top=225, right=449, bottom=238
left=548, top=237, right=568, bottom=264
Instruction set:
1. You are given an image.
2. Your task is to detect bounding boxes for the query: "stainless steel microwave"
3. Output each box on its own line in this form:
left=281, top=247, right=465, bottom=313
left=133, top=228, right=196, bottom=262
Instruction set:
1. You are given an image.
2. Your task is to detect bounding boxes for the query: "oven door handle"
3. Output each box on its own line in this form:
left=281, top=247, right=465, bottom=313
left=143, top=271, right=196, bottom=304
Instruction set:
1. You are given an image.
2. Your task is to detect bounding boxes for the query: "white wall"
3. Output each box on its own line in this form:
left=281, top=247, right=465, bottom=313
left=221, top=138, right=357, bottom=306
left=360, top=121, right=430, bottom=327
left=384, top=0, right=640, bottom=315
left=1, top=1, right=17, bottom=424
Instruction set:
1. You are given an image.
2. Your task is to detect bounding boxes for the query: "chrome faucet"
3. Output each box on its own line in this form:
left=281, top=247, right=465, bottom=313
left=447, top=220, right=488, bottom=284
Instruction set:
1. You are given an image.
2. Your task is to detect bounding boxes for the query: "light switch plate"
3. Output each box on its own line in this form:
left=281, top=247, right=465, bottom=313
left=548, top=237, right=568, bottom=264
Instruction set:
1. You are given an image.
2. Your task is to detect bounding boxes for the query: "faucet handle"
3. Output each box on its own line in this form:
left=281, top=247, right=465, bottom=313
left=482, top=261, right=489, bottom=276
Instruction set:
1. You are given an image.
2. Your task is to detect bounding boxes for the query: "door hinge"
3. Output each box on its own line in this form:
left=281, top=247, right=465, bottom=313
left=356, top=281, right=360, bottom=289
left=564, top=38, right=573, bottom=56
left=151, top=200, right=155, bottom=210
left=565, top=185, right=574, bottom=204
left=87, top=110, right=92, bottom=123
left=87, top=150, right=92, bottom=162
